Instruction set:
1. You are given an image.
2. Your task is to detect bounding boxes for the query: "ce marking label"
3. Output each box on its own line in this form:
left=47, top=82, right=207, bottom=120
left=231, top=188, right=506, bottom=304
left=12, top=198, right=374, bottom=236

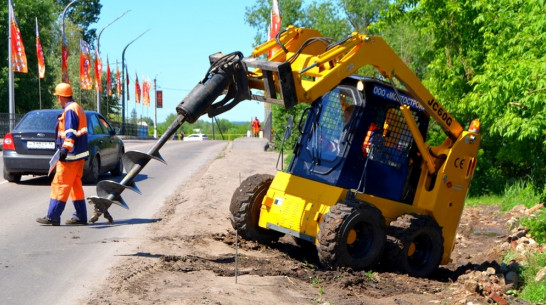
left=454, top=158, right=466, bottom=169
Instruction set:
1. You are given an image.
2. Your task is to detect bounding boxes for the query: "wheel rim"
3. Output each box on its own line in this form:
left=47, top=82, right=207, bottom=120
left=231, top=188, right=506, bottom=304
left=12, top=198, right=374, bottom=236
left=346, top=229, right=357, bottom=245
left=408, top=234, right=434, bottom=267
left=346, top=222, right=374, bottom=259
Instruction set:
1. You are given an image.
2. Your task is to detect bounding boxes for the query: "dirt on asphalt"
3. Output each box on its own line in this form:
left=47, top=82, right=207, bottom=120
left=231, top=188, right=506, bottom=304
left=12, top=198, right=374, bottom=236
left=84, top=139, right=543, bottom=305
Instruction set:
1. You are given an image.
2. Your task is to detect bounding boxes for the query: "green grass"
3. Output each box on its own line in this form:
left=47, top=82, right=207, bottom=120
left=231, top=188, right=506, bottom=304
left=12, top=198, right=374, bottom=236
left=518, top=252, right=546, bottom=302
left=466, top=180, right=541, bottom=211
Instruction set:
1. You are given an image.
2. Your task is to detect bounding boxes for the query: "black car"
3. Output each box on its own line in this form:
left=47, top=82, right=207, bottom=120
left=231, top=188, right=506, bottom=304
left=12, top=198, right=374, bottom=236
left=2, top=109, right=124, bottom=184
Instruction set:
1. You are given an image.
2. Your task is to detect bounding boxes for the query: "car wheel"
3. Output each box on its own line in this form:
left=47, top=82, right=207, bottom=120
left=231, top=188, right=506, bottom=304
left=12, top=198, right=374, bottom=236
left=3, top=167, right=21, bottom=183
left=83, top=155, right=100, bottom=184
left=110, top=154, right=123, bottom=176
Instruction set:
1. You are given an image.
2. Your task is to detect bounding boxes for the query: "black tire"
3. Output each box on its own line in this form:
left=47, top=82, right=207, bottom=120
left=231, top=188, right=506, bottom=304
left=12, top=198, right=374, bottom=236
left=385, top=214, right=444, bottom=277
left=110, top=155, right=124, bottom=176
left=3, top=167, right=21, bottom=183
left=317, top=200, right=386, bottom=270
left=83, top=155, right=100, bottom=184
left=230, top=174, right=282, bottom=243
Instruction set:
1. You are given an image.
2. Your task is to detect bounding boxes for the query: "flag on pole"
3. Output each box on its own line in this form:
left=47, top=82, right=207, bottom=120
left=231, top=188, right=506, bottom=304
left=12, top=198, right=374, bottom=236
left=94, top=52, right=102, bottom=92
left=35, top=18, right=45, bottom=78
left=106, top=57, right=112, bottom=96
left=156, top=90, right=163, bottom=108
left=135, top=73, right=141, bottom=104
left=61, top=24, right=69, bottom=82
left=126, top=67, right=130, bottom=101
left=116, top=64, right=121, bottom=98
left=9, top=2, right=27, bottom=73
left=79, top=40, right=92, bottom=90
left=268, top=0, right=282, bottom=58
left=142, top=77, right=151, bottom=106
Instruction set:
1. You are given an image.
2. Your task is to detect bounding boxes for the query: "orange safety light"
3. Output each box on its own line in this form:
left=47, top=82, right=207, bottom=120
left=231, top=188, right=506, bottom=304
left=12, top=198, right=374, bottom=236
left=469, top=119, right=481, bottom=133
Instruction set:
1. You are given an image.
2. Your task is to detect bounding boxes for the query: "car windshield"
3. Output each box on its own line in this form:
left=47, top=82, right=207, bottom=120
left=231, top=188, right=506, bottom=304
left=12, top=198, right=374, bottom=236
left=16, top=111, right=60, bottom=132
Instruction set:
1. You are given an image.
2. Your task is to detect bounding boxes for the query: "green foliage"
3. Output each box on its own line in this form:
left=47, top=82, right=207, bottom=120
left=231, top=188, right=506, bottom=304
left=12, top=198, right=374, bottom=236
left=520, top=210, right=546, bottom=244
left=157, top=115, right=250, bottom=140
left=245, top=0, right=546, bottom=199
left=0, top=0, right=58, bottom=112
left=0, top=0, right=104, bottom=114
left=271, top=103, right=308, bottom=152
left=518, top=251, right=546, bottom=302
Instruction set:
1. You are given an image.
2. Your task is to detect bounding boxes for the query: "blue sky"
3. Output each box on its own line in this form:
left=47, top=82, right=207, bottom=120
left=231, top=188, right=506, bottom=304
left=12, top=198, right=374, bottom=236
left=92, top=0, right=265, bottom=124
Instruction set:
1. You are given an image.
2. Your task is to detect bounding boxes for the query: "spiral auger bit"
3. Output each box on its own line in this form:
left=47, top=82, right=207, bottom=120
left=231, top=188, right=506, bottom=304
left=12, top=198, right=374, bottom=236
left=86, top=52, right=249, bottom=224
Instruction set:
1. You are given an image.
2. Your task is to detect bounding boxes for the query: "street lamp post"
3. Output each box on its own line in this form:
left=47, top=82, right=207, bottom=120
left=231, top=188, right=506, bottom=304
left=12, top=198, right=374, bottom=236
left=121, top=29, right=150, bottom=134
left=95, top=10, right=130, bottom=114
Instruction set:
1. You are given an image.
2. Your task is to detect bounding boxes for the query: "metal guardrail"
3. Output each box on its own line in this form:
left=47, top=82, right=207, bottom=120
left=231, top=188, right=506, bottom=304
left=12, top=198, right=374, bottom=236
left=0, top=113, right=24, bottom=140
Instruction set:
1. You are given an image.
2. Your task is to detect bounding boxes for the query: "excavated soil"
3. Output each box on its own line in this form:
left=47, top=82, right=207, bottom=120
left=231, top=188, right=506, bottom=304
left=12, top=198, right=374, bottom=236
left=84, top=140, right=539, bottom=305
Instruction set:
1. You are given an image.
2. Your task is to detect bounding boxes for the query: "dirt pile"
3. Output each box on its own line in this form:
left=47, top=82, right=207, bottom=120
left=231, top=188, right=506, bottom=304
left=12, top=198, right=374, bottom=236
left=85, top=142, right=544, bottom=305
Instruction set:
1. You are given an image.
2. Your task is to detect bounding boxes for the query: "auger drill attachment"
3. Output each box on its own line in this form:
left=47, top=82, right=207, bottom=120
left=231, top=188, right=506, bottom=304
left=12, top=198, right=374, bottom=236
left=87, top=52, right=250, bottom=223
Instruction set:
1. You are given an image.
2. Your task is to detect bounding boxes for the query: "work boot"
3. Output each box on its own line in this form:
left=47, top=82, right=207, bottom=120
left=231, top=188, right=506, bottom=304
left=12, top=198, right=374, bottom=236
left=36, top=217, right=60, bottom=226
left=65, top=218, right=88, bottom=225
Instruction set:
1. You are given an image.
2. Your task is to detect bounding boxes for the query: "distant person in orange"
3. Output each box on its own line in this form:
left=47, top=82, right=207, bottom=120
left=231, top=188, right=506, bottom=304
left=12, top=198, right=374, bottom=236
left=251, top=116, right=260, bottom=137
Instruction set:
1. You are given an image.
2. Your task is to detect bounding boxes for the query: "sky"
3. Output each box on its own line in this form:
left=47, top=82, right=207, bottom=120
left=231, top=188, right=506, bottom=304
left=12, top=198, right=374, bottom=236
left=92, top=0, right=265, bottom=124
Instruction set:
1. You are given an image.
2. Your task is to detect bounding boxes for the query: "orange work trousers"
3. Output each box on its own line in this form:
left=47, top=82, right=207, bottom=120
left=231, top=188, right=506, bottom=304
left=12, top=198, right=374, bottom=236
left=46, top=159, right=87, bottom=222
left=51, top=159, right=85, bottom=202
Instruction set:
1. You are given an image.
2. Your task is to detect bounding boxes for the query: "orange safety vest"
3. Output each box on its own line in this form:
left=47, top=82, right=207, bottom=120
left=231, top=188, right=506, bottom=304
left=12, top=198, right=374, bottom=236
left=57, top=101, right=89, bottom=161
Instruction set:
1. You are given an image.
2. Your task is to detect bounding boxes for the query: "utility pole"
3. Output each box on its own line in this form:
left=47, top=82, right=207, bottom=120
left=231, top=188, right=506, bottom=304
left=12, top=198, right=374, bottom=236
left=153, top=73, right=161, bottom=138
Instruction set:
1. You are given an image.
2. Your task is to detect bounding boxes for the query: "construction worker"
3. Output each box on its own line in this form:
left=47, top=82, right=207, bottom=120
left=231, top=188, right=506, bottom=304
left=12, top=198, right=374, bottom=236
left=251, top=116, right=260, bottom=137
left=36, top=83, right=89, bottom=226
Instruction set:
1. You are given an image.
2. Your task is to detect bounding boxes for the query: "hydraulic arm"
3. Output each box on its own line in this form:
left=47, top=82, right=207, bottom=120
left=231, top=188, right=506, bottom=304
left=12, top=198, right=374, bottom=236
left=88, top=25, right=467, bottom=214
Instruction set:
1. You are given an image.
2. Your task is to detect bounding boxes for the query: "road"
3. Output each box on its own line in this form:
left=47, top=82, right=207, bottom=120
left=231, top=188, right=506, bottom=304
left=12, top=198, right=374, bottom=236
left=0, top=139, right=227, bottom=305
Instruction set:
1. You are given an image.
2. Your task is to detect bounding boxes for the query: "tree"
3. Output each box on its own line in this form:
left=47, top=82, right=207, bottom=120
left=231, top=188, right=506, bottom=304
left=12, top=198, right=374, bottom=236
left=57, top=0, right=101, bottom=43
left=245, top=0, right=403, bottom=153
left=0, top=0, right=102, bottom=114
left=0, top=0, right=58, bottom=113
left=390, top=0, right=546, bottom=197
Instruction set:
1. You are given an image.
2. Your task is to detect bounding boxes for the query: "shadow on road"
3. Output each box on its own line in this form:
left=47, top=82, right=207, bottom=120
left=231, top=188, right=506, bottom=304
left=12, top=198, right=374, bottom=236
left=90, top=217, right=162, bottom=229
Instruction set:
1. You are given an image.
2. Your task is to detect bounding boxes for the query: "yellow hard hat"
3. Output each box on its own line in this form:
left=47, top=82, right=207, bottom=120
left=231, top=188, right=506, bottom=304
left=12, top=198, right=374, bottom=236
left=54, top=83, right=73, bottom=97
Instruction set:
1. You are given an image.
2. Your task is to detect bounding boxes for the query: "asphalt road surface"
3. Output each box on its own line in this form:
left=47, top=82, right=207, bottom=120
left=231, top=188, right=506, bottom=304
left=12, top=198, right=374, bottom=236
left=0, top=139, right=226, bottom=305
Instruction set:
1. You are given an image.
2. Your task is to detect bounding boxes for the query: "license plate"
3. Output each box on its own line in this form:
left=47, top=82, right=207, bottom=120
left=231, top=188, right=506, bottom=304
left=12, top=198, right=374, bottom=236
left=27, top=141, right=55, bottom=150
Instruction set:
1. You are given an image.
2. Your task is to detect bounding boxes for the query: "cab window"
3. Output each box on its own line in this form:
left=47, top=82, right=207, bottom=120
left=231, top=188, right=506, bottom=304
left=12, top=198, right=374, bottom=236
left=306, top=87, right=357, bottom=162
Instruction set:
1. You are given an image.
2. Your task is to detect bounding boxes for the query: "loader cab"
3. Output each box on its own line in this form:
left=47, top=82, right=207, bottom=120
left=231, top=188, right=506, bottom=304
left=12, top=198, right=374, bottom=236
left=288, top=76, right=429, bottom=204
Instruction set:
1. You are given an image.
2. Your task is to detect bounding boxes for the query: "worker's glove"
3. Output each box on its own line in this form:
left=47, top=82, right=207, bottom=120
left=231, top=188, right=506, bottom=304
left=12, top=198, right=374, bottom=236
left=59, top=148, right=68, bottom=161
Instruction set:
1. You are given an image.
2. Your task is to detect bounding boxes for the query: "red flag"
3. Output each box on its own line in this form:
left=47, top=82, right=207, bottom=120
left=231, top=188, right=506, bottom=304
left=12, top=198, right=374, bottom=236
left=35, top=18, right=45, bottom=78
left=135, top=74, right=141, bottom=104
left=142, top=78, right=150, bottom=106
left=106, top=57, right=112, bottom=96
left=116, top=64, right=121, bottom=98
left=61, top=26, right=69, bottom=82
left=9, top=2, right=27, bottom=73
left=126, top=68, right=130, bottom=101
left=268, top=0, right=282, bottom=58
left=94, top=52, right=102, bottom=92
left=79, top=40, right=92, bottom=90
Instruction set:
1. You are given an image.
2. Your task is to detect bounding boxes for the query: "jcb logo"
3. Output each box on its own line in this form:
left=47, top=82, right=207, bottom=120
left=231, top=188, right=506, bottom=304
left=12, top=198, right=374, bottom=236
left=454, top=157, right=466, bottom=170
left=427, top=99, right=453, bottom=127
